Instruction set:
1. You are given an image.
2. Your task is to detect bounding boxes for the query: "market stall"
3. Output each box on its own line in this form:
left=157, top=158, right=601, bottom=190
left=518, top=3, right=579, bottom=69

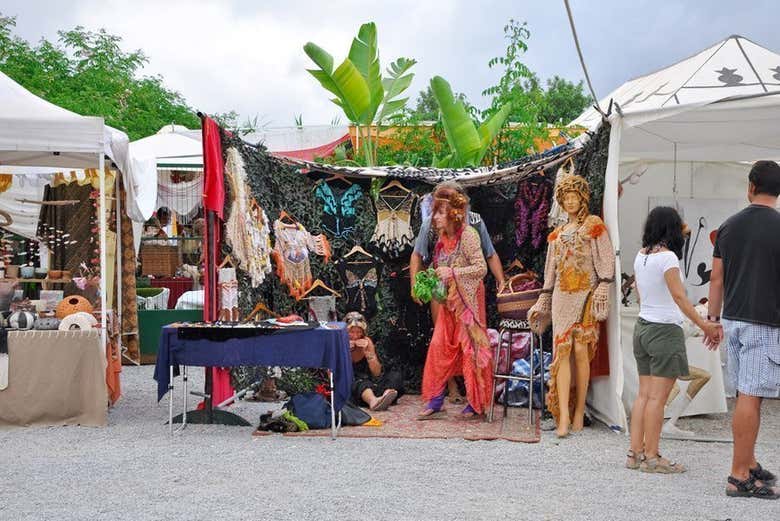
left=0, top=69, right=154, bottom=425
left=572, top=34, right=780, bottom=431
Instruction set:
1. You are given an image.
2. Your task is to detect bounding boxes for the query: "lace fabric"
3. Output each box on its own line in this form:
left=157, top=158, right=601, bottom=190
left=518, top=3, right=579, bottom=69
left=306, top=295, right=337, bottom=323
left=272, top=219, right=332, bottom=299
left=371, top=187, right=417, bottom=258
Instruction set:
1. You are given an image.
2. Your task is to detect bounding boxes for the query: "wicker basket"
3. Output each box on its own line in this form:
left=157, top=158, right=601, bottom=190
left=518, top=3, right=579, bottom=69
left=140, top=243, right=180, bottom=277
left=496, top=273, right=542, bottom=321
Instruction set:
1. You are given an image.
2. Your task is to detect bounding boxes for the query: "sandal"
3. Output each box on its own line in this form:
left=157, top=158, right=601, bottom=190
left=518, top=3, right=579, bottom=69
left=726, top=475, right=780, bottom=500
left=417, top=392, right=446, bottom=421
left=370, top=389, right=398, bottom=412
left=625, top=449, right=645, bottom=470
left=750, top=463, right=777, bottom=487
left=456, top=404, right=481, bottom=421
left=640, top=455, right=686, bottom=474
left=448, top=394, right=465, bottom=405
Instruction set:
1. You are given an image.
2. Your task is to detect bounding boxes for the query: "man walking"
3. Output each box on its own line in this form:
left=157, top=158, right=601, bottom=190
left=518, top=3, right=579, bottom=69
left=707, top=160, right=780, bottom=499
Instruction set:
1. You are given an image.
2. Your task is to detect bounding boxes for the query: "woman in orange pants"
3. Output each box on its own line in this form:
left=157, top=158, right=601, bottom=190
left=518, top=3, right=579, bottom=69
left=417, top=186, right=493, bottom=420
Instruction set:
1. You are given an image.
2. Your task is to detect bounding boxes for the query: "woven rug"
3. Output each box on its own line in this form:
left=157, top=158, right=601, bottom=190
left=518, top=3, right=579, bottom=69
left=253, top=395, right=540, bottom=443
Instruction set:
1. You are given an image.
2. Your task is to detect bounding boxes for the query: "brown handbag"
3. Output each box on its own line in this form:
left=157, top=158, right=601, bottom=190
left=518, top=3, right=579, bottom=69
left=496, top=272, right=542, bottom=320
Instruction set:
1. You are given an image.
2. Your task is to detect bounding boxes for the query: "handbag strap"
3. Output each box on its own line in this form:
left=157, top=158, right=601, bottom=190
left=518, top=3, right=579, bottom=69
left=499, top=271, right=537, bottom=295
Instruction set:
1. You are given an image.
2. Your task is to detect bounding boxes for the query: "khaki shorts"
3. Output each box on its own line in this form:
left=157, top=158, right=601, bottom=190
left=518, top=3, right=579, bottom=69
left=633, top=318, right=689, bottom=378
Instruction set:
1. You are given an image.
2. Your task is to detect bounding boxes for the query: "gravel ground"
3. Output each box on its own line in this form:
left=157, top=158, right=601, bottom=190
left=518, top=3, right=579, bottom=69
left=1, top=365, right=778, bottom=521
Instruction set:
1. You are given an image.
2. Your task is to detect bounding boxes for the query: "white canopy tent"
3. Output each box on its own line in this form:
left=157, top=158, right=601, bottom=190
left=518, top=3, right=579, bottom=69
left=571, top=35, right=780, bottom=430
left=0, top=69, right=154, bottom=354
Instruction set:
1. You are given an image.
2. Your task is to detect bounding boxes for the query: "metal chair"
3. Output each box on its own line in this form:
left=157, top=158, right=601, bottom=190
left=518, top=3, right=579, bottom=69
left=488, top=318, right=544, bottom=427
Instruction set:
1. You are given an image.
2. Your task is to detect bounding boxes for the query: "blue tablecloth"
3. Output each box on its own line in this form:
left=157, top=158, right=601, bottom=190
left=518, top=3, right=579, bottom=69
left=154, top=323, right=353, bottom=411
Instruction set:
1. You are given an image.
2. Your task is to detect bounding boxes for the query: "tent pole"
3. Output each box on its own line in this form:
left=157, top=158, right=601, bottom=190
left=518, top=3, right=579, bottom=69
left=115, top=171, right=123, bottom=354
left=99, top=153, right=107, bottom=357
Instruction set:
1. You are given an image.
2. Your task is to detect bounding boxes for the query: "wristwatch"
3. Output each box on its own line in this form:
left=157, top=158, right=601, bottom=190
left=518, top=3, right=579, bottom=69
left=707, top=315, right=721, bottom=322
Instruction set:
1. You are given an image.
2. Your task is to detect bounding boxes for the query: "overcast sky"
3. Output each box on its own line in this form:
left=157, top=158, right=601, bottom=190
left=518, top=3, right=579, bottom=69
left=3, top=0, right=778, bottom=128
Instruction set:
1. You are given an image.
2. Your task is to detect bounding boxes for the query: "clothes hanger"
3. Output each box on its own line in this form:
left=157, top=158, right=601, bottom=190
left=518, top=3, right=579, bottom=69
left=218, top=254, right=235, bottom=269
left=246, top=301, right=280, bottom=321
left=323, top=172, right=352, bottom=185
left=278, top=210, right=298, bottom=225
left=380, top=179, right=411, bottom=194
left=344, top=244, right=373, bottom=259
left=505, top=258, right=526, bottom=273
left=299, top=279, right=341, bottom=300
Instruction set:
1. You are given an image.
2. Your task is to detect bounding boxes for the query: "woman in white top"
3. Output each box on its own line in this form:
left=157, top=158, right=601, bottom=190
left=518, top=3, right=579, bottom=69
left=627, top=207, right=720, bottom=474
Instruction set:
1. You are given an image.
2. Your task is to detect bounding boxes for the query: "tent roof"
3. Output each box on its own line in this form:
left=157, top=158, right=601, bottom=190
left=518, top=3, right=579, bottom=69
left=129, top=128, right=202, bottom=169
left=573, top=35, right=780, bottom=162
left=0, top=69, right=130, bottom=169
left=574, top=35, right=780, bottom=130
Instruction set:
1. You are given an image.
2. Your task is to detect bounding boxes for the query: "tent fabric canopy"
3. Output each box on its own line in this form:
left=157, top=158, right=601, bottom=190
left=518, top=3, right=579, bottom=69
left=574, top=35, right=780, bottom=163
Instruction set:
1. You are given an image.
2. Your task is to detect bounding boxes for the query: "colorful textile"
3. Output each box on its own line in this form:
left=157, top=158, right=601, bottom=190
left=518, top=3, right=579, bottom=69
left=314, top=181, right=363, bottom=239
left=335, top=255, right=380, bottom=317
left=201, top=117, right=225, bottom=219
left=421, top=227, right=493, bottom=414
left=272, top=219, right=331, bottom=299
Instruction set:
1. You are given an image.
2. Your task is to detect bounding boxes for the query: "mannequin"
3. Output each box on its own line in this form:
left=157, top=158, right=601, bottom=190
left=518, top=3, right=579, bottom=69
left=529, top=175, right=615, bottom=438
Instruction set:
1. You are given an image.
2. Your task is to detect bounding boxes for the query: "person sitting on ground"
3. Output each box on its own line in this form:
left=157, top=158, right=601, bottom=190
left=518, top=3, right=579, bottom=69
left=346, top=311, right=404, bottom=411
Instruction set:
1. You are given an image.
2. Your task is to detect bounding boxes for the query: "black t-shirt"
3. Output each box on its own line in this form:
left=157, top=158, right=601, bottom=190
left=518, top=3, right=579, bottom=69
left=713, top=204, right=780, bottom=326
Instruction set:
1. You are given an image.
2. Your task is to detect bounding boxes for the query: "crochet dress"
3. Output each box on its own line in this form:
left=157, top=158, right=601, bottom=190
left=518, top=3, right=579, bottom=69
left=272, top=220, right=331, bottom=300
left=421, top=226, right=494, bottom=414
left=530, top=215, right=615, bottom=424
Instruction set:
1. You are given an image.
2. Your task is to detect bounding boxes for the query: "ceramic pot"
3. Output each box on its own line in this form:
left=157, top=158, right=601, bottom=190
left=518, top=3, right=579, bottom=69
left=20, top=266, right=35, bottom=279
left=49, top=270, right=62, bottom=279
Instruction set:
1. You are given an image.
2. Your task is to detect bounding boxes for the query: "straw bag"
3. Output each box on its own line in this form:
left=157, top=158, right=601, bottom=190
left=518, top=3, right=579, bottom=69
left=496, top=272, right=542, bottom=321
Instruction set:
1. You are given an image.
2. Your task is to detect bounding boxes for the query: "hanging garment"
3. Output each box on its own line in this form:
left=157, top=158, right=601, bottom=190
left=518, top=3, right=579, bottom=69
left=371, top=186, right=417, bottom=258
left=314, top=181, right=363, bottom=239
left=514, top=177, right=553, bottom=253
left=336, top=256, right=380, bottom=318
left=548, top=164, right=574, bottom=229
left=218, top=267, right=239, bottom=321
left=306, top=295, right=337, bottom=323
left=224, top=148, right=273, bottom=287
left=272, top=219, right=332, bottom=300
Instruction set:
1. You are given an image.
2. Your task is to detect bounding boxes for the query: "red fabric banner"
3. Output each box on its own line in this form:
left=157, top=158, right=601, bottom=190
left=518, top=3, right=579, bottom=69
left=201, top=116, right=225, bottom=220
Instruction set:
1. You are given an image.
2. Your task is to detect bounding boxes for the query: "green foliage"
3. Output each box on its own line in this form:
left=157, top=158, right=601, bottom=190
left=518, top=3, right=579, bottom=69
left=304, top=22, right=416, bottom=165
left=0, top=14, right=199, bottom=140
left=539, top=76, right=592, bottom=124
left=213, top=110, right=264, bottom=136
left=430, top=76, right=511, bottom=167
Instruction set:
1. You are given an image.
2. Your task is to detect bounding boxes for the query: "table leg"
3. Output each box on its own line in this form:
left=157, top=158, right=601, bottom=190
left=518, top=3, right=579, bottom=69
left=168, top=365, right=174, bottom=435
left=182, top=366, right=188, bottom=429
left=329, top=369, right=336, bottom=440
left=204, top=367, right=213, bottom=424
left=528, top=334, right=534, bottom=426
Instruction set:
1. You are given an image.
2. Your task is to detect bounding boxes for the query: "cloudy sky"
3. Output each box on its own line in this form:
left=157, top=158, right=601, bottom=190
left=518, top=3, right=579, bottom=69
left=3, top=0, right=778, bottom=128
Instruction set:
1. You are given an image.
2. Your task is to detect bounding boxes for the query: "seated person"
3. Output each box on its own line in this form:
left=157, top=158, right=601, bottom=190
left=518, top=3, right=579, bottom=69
left=346, top=311, right=404, bottom=411
left=142, top=216, right=165, bottom=238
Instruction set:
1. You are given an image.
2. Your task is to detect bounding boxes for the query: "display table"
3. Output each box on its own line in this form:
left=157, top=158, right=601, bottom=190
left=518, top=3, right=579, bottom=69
left=0, top=330, right=107, bottom=427
left=154, top=323, right=353, bottom=438
left=620, top=305, right=727, bottom=418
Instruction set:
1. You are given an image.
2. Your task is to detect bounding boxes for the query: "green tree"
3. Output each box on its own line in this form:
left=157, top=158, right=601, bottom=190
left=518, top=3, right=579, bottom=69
left=0, top=13, right=199, bottom=140
left=539, top=75, right=592, bottom=124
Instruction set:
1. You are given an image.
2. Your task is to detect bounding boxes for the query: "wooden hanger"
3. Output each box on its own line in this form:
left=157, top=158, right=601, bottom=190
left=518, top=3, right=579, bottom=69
left=246, top=301, right=280, bottom=321
left=278, top=210, right=298, bottom=225
left=324, top=172, right=352, bottom=185
left=505, top=258, right=526, bottom=273
left=299, top=279, right=341, bottom=300
left=380, top=179, right=410, bottom=194
left=344, top=244, right=373, bottom=259
left=218, top=254, right=235, bottom=269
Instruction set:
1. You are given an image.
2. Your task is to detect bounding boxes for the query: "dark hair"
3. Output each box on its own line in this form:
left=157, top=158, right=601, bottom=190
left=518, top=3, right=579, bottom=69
left=642, top=206, right=685, bottom=259
left=749, top=160, right=780, bottom=196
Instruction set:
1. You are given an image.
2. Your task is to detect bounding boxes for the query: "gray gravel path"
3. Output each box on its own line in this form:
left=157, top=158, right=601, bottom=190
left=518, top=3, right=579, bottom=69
left=1, top=365, right=778, bottom=521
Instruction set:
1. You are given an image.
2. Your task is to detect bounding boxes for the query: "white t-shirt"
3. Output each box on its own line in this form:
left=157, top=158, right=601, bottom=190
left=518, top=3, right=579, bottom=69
left=634, top=250, right=684, bottom=325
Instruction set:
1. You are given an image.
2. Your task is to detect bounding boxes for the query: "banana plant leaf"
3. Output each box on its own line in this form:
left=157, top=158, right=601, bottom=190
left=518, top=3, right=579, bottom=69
left=304, top=42, right=370, bottom=124
left=377, top=57, right=417, bottom=123
left=476, top=101, right=512, bottom=164
left=431, top=76, right=481, bottom=167
left=348, top=22, right=383, bottom=124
